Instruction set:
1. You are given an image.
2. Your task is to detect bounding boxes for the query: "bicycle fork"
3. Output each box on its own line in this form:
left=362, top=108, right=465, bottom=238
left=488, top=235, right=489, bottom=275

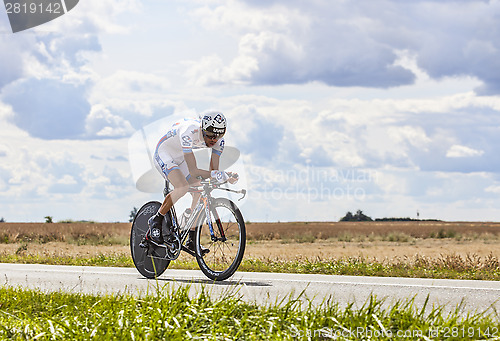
left=204, top=197, right=226, bottom=242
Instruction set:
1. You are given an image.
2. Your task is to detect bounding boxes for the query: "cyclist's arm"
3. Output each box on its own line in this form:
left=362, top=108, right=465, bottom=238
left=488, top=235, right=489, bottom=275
left=210, top=149, right=238, bottom=184
left=209, top=152, right=220, bottom=171
left=210, top=138, right=224, bottom=172
left=184, top=152, right=211, bottom=179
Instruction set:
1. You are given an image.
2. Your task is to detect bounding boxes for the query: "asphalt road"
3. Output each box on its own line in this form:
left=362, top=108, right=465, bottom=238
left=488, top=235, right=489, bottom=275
left=2, top=263, right=500, bottom=315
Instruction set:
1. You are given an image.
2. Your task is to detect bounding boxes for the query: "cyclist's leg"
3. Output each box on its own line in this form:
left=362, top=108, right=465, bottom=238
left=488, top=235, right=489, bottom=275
left=188, top=182, right=201, bottom=211
left=180, top=176, right=206, bottom=253
left=188, top=193, right=201, bottom=231
left=154, top=152, right=190, bottom=215
left=145, top=152, right=190, bottom=244
left=176, top=166, right=201, bottom=213
left=158, top=169, right=189, bottom=215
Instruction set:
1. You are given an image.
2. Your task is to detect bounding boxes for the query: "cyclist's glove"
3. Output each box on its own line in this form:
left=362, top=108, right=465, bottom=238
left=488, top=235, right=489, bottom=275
left=227, top=172, right=239, bottom=184
left=211, top=170, right=229, bottom=183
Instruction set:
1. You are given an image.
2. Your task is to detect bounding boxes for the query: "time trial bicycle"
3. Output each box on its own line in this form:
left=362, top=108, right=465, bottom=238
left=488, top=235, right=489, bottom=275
left=130, top=179, right=246, bottom=281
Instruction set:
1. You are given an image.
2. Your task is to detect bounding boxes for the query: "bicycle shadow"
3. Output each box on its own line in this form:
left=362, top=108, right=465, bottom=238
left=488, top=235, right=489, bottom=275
left=150, top=277, right=272, bottom=287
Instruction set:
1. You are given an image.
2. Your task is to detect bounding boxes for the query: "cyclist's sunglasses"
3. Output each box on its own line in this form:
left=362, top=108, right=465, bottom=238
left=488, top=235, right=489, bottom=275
left=203, top=131, right=224, bottom=140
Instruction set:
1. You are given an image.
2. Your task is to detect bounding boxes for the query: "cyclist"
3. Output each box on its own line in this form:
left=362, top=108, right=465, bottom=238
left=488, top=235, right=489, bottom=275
left=145, top=111, right=238, bottom=252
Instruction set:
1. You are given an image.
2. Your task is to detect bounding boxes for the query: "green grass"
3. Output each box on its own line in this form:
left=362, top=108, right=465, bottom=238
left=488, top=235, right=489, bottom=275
left=0, top=285, right=499, bottom=340
left=1, top=253, right=500, bottom=281
left=239, top=255, right=500, bottom=280
left=0, top=235, right=129, bottom=246
left=0, top=253, right=135, bottom=267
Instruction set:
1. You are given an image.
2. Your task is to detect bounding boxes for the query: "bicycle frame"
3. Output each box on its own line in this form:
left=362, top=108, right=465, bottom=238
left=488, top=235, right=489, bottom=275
left=131, top=178, right=247, bottom=280
left=165, top=179, right=246, bottom=251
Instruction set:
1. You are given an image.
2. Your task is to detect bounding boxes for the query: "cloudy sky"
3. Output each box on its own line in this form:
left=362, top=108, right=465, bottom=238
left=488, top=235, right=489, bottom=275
left=1, top=0, right=500, bottom=222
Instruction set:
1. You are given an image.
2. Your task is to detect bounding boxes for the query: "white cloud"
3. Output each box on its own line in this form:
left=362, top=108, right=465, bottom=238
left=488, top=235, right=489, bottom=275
left=41, top=0, right=143, bottom=35
left=485, top=185, right=500, bottom=194
left=446, top=145, right=485, bottom=158
left=0, top=0, right=143, bottom=142
left=88, top=70, right=184, bottom=132
left=186, top=0, right=500, bottom=94
left=2, top=0, right=500, bottom=222
left=85, top=104, right=135, bottom=138
left=0, top=34, right=25, bottom=88
left=388, top=126, right=432, bottom=151
left=219, top=91, right=500, bottom=175
left=2, top=78, right=90, bottom=139
left=0, top=143, right=8, bottom=157
left=90, top=70, right=173, bottom=112
left=484, top=183, right=500, bottom=195
left=192, top=0, right=294, bottom=33
left=2, top=87, right=500, bottom=221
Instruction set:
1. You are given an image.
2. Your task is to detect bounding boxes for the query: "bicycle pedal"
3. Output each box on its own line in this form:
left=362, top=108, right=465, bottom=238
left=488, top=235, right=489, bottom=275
left=181, top=244, right=210, bottom=257
left=139, top=235, right=149, bottom=248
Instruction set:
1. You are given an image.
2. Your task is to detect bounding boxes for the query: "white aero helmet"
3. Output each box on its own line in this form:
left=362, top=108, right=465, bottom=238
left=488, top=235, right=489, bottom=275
left=201, top=111, right=226, bottom=137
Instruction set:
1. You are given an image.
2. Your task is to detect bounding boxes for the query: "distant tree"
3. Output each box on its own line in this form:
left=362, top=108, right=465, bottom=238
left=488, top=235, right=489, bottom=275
left=340, top=211, right=354, bottom=221
left=375, top=217, right=413, bottom=221
left=375, top=217, right=441, bottom=222
left=129, top=207, right=138, bottom=222
left=44, top=216, right=53, bottom=223
left=0, top=217, right=5, bottom=223
left=355, top=210, right=372, bottom=221
left=340, top=210, right=372, bottom=222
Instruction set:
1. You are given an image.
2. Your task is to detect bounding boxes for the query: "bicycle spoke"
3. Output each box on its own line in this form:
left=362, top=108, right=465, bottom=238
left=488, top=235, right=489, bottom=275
left=195, top=198, right=246, bottom=281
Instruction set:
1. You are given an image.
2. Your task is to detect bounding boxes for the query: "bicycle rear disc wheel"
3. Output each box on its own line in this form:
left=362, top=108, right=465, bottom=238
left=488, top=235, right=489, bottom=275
left=130, top=201, right=170, bottom=278
left=195, top=198, right=246, bottom=281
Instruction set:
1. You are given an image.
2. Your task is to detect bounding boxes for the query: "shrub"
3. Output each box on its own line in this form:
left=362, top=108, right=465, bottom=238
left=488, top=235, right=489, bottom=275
left=340, top=210, right=372, bottom=221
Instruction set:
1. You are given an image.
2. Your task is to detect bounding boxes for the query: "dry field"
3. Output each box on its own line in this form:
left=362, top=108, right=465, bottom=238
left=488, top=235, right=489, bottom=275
left=1, top=221, right=500, bottom=264
left=245, top=221, right=500, bottom=240
left=0, top=222, right=128, bottom=243
left=246, top=221, right=500, bottom=262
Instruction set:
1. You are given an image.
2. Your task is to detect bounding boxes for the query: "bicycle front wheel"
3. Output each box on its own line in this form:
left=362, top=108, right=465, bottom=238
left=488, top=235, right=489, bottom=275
left=195, top=198, right=246, bottom=281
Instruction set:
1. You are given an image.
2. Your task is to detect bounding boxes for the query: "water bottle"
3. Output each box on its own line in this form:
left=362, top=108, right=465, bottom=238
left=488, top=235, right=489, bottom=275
left=179, top=208, right=192, bottom=231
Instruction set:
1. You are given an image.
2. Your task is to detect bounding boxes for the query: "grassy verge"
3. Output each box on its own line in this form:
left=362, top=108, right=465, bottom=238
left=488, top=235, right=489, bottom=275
left=239, top=255, right=500, bottom=280
left=0, top=253, right=134, bottom=267
left=1, top=253, right=500, bottom=281
left=1, top=285, right=499, bottom=340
